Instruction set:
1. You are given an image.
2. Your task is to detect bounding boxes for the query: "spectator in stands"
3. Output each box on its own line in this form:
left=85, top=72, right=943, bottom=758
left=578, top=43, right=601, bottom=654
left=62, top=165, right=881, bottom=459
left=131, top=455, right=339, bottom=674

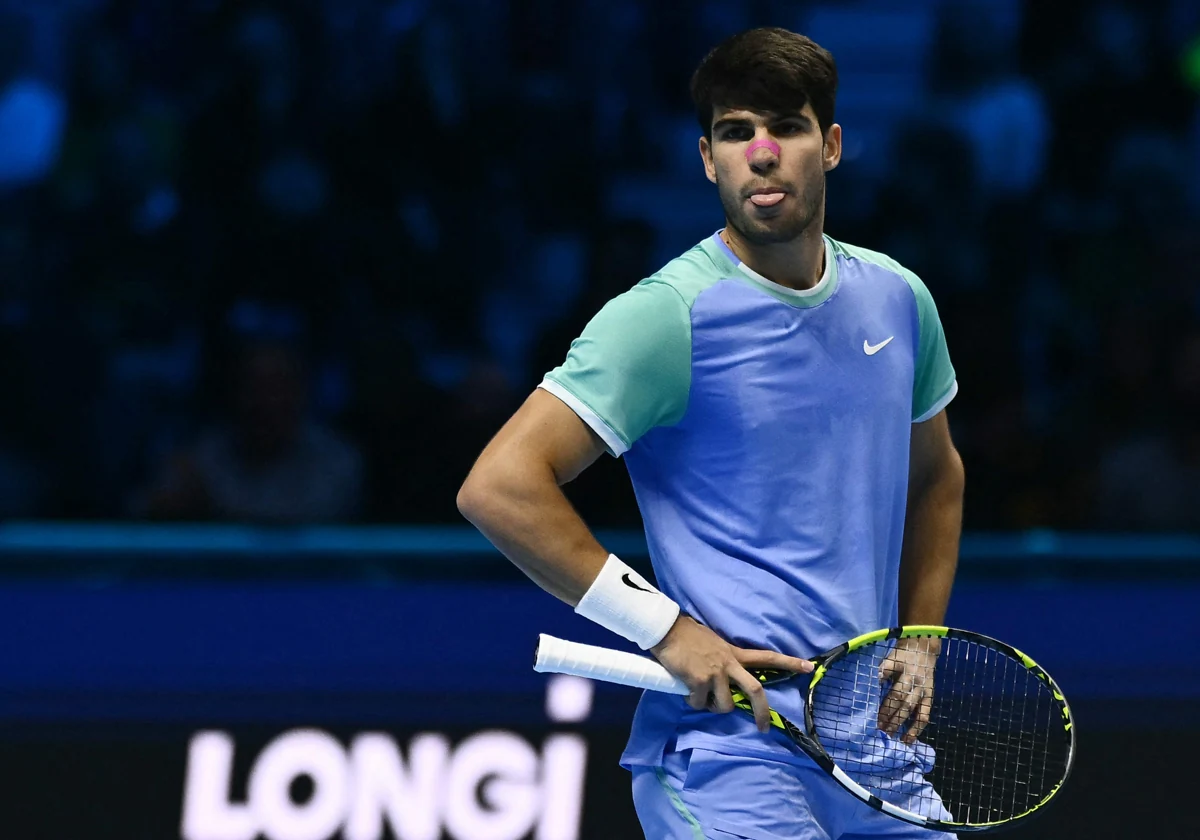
left=138, top=340, right=362, bottom=523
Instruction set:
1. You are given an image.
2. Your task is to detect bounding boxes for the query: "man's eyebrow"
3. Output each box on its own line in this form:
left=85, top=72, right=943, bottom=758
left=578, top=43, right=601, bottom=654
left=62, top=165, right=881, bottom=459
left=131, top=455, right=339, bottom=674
left=774, top=113, right=812, bottom=125
left=712, top=113, right=811, bottom=133
left=712, top=116, right=753, bottom=133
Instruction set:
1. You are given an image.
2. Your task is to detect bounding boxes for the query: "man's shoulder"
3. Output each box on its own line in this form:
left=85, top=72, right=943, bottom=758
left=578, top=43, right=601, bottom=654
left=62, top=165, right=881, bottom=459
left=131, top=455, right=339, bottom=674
left=827, top=236, right=935, bottom=306
left=827, top=237, right=916, bottom=282
left=636, top=237, right=731, bottom=309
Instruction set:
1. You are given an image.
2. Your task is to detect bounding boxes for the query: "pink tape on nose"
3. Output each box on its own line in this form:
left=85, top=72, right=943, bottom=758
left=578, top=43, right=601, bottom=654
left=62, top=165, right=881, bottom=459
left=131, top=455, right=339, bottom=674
left=746, top=138, right=781, bottom=160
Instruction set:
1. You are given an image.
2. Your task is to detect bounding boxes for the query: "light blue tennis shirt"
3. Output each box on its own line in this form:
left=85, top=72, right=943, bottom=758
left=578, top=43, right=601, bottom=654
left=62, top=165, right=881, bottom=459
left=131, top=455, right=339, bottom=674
left=539, top=232, right=958, bottom=769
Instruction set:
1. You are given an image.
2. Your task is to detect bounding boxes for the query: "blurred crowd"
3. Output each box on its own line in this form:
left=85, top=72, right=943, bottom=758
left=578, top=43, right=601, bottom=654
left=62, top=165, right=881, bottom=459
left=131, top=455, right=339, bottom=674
left=0, top=0, right=1197, bottom=530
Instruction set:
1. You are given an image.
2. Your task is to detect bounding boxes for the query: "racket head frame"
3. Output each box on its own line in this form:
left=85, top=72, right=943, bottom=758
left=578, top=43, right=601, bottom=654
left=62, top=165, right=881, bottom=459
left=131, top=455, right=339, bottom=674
left=797, top=625, right=1076, bottom=833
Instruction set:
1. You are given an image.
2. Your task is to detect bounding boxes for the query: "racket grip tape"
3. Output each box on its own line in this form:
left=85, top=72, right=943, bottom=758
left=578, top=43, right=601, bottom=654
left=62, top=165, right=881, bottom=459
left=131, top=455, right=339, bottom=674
left=534, top=633, right=690, bottom=695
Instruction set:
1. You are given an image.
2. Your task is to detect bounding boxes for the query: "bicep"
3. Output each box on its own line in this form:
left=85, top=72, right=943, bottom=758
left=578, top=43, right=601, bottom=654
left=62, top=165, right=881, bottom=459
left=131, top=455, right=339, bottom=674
left=471, top=388, right=608, bottom=487
left=909, top=410, right=962, bottom=490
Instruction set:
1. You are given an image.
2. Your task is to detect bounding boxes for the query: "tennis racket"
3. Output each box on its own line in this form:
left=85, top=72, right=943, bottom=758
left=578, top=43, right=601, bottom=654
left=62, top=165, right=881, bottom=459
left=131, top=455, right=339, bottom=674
left=535, top=625, right=1074, bottom=833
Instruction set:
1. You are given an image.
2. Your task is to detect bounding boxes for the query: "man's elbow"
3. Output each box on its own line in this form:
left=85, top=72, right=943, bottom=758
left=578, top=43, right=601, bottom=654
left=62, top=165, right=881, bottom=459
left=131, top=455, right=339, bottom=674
left=456, top=467, right=494, bottom=524
left=457, top=454, right=529, bottom=525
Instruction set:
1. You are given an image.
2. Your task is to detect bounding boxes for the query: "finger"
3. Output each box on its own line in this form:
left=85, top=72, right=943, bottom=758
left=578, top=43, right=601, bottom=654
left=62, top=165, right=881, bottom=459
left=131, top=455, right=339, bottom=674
left=889, top=690, right=919, bottom=736
left=884, top=687, right=918, bottom=735
left=729, top=666, right=771, bottom=733
left=687, top=684, right=709, bottom=711
left=707, top=677, right=735, bottom=714
left=734, top=648, right=815, bottom=675
left=904, top=691, right=933, bottom=745
left=878, top=653, right=902, bottom=684
left=877, top=682, right=903, bottom=732
left=878, top=680, right=918, bottom=734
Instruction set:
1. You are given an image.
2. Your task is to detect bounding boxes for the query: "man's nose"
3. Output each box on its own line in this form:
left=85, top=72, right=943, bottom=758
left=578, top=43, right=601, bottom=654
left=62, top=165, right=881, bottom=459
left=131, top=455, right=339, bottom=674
left=746, top=137, right=781, bottom=172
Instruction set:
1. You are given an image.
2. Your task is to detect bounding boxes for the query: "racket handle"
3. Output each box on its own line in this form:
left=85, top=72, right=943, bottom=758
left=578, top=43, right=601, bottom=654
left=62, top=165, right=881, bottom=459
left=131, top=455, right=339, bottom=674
left=534, top=634, right=690, bottom=695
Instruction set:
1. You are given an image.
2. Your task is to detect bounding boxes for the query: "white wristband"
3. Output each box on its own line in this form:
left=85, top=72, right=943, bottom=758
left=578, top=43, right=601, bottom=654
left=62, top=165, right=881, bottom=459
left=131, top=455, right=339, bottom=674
left=574, top=554, right=680, bottom=650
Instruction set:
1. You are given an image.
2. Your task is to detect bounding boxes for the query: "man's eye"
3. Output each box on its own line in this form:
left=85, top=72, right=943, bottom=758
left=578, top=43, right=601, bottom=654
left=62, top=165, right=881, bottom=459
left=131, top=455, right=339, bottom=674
left=775, top=123, right=803, bottom=135
left=723, top=128, right=752, bottom=141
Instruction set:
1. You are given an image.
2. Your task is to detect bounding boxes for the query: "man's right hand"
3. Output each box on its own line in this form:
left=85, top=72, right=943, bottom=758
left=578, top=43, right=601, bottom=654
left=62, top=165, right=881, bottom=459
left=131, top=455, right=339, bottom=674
left=650, top=615, right=813, bottom=733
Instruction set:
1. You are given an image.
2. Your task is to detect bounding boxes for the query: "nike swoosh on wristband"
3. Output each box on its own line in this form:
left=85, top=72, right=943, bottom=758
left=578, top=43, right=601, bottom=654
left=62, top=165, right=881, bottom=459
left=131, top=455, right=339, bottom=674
left=863, top=336, right=894, bottom=355
left=621, top=573, right=654, bottom=593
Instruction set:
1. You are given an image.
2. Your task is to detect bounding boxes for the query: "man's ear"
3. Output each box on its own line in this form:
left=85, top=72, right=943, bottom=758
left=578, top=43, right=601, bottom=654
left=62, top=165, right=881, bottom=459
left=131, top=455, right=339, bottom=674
left=699, top=136, right=717, bottom=184
left=823, top=123, right=842, bottom=172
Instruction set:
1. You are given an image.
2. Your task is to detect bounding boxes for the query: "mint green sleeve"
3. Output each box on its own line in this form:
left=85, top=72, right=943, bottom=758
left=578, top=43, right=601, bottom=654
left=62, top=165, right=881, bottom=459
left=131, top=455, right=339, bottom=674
left=540, top=281, right=691, bottom=456
left=906, top=271, right=958, bottom=422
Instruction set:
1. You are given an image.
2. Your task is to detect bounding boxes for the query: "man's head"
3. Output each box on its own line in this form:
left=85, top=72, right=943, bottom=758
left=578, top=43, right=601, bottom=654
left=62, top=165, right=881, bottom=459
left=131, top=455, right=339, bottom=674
left=691, top=28, right=841, bottom=245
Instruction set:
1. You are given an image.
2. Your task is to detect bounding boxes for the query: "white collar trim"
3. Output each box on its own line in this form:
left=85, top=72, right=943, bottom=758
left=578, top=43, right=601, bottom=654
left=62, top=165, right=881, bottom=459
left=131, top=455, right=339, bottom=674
left=727, top=234, right=833, bottom=297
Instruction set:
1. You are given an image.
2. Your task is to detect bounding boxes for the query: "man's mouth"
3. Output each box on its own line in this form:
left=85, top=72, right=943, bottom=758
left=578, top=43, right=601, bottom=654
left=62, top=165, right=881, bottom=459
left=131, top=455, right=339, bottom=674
left=749, top=191, right=787, bottom=207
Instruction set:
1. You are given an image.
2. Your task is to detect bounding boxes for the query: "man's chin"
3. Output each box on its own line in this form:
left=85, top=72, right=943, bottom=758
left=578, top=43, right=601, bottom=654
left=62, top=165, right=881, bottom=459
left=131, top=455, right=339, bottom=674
left=731, top=215, right=811, bottom=246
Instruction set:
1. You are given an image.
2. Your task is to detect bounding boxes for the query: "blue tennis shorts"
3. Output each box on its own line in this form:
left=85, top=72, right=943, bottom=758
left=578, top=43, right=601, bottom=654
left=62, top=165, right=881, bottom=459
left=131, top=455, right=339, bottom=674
left=631, top=747, right=957, bottom=840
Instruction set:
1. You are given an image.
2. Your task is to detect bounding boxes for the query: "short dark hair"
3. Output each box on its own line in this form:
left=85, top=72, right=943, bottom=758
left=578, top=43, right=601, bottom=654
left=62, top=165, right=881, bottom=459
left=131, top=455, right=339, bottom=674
left=690, top=27, right=838, bottom=138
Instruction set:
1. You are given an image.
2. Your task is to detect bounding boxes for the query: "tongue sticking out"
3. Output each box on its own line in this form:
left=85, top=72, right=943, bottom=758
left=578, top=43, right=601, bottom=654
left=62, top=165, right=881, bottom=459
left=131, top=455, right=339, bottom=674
left=750, top=192, right=786, bottom=207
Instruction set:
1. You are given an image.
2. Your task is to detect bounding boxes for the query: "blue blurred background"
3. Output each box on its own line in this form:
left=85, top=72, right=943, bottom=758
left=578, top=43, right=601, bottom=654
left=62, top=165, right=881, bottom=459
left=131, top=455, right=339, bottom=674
left=0, top=0, right=1197, bottom=529
left=0, top=1, right=1198, bottom=838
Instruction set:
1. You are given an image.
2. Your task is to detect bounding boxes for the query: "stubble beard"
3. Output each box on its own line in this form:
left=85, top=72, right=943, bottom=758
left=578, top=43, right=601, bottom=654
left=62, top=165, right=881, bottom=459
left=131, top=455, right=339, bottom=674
left=718, top=170, right=825, bottom=247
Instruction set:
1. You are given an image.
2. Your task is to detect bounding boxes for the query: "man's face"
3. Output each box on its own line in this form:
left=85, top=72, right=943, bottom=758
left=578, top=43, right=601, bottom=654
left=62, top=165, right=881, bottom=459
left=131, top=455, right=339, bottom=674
left=699, top=104, right=841, bottom=245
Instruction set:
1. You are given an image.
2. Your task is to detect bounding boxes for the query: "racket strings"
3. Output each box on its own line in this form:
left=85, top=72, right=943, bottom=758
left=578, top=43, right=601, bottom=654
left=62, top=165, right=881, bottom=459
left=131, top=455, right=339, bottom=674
left=810, top=635, right=1069, bottom=826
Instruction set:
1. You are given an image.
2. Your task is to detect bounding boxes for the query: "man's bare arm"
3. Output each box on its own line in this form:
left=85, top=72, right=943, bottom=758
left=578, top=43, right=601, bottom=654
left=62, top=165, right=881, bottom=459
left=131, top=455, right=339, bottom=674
left=456, top=389, right=611, bottom=605
left=898, top=409, right=965, bottom=625
left=879, top=410, right=965, bottom=741
left=456, top=389, right=812, bottom=730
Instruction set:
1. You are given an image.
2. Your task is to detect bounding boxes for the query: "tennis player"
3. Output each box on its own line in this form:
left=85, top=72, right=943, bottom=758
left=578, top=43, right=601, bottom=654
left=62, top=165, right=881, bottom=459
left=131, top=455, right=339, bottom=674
left=458, top=27, right=965, bottom=839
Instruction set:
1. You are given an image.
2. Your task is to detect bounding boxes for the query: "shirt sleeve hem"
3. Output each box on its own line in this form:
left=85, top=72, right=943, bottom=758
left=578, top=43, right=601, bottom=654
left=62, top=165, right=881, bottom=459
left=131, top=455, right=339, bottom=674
left=913, top=379, right=958, bottom=424
left=537, top=378, right=629, bottom=456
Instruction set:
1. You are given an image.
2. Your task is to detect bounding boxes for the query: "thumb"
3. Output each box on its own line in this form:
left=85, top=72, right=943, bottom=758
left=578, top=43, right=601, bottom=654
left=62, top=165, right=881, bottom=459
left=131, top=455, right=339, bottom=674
left=879, top=653, right=903, bottom=683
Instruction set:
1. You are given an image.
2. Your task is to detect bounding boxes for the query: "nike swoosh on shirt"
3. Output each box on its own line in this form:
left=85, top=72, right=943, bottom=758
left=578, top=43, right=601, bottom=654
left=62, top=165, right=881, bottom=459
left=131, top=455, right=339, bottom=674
left=621, top=573, right=654, bottom=593
left=863, top=337, right=894, bottom=355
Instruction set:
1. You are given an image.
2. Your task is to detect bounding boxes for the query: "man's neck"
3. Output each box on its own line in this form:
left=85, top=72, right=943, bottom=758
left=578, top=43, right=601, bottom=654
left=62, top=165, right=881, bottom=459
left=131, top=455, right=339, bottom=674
left=721, top=222, right=826, bottom=291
